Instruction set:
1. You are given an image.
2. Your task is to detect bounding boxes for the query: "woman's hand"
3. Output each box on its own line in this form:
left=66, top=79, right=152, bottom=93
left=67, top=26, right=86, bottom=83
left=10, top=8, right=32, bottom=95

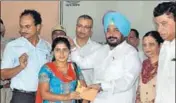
left=68, top=91, right=81, bottom=100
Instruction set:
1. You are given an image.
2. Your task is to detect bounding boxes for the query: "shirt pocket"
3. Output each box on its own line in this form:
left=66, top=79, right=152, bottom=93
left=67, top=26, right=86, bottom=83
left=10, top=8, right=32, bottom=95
left=37, top=50, right=51, bottom=65
left=105, top=59, right=124, bottom=80
left=15, top=46, right=29, bottom=57
left=13, top=47, right=29, bottom=66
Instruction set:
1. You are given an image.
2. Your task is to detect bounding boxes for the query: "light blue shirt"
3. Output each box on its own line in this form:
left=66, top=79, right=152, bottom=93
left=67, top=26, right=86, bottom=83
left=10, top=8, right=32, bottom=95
left=1, top=37, right=51, bottom=91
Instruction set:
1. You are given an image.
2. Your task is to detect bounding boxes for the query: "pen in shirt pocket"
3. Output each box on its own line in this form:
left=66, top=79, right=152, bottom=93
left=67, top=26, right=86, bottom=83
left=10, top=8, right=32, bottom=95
left=46, top=53, right=52, bottom=62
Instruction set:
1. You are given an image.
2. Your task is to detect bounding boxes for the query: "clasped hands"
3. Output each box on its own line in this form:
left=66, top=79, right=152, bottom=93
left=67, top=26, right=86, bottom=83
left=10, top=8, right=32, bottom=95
left=69, top=83, right=101, bottom=101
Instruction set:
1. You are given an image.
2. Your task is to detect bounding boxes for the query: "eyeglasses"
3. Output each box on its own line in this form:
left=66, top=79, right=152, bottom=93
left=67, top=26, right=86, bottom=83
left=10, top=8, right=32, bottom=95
left=76, top=24, right=92, bottom=30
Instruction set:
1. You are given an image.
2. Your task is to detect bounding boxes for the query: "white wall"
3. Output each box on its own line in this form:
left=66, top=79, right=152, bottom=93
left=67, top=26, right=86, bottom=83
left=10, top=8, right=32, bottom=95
left=62, top=1, right=164, bottom=48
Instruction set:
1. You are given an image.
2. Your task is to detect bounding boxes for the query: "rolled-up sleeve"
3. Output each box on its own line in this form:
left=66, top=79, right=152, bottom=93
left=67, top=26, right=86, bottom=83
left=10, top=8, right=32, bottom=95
left=1, top=43, right=15, bottom=69
left=38, top=65, right=51, bottom=83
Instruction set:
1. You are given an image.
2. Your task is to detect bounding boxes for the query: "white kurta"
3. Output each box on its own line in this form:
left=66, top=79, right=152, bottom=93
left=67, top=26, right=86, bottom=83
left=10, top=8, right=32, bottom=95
left=71, top=41, right=141, bottom=103
left=155, top=39, right=175, bottom=103
left=74, top=38, right=101, bottom=85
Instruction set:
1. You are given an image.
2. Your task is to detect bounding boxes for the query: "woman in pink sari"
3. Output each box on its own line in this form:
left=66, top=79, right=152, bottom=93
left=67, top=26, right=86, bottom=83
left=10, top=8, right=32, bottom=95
left=136, top=31, right=163, bottom=103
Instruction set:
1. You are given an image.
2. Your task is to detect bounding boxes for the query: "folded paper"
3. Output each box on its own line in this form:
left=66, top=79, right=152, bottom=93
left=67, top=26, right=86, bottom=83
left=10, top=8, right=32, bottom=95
left=76, top=85, right=98, bottom=101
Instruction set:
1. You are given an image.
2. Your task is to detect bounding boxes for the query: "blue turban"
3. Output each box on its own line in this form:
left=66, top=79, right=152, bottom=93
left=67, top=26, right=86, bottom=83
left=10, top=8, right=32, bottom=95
left=103, top=11, right=131, bottom=37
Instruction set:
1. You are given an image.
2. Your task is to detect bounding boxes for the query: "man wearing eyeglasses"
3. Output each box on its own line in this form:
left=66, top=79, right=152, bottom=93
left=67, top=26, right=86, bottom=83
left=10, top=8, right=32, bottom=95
left=73, top=15, right=102, bottom=86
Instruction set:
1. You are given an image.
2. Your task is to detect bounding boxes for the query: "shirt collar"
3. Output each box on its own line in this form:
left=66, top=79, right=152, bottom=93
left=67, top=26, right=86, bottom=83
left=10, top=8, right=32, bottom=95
left=171, top=38, right=175, bottom=45
left=21, top=36, right=42, bottom=47
left=164, top=38, right=175, bottom=46
left=74, top=37, right=92, bottom=48
left=109, top=40, right=127, bottom=51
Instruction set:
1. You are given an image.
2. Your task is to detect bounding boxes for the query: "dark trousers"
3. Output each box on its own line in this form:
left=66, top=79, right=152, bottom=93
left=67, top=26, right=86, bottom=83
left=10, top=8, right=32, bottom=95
left=10, top=90, right=36, bottom=103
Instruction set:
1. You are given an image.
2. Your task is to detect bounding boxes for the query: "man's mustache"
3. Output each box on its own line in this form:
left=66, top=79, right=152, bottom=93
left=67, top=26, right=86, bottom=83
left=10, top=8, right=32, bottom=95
left=107, top=36, right=118, bottom=40
left=20, top=32, right=28, bottom=35
left=20, top=32, right=28, bottom=36
left=78, top=32, right=86, bottom=35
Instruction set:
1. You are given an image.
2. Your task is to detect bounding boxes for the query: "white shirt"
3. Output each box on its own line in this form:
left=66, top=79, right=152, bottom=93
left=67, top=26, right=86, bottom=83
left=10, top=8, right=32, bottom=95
left=138, top=49, right=146, bottom=63
left=71, top=41, right=141, bottom=103
left=1, top=37, right=51, bottom=91
left=74, top=38, right=102, bottom=85
left=155, top=39, right=175, bottom=103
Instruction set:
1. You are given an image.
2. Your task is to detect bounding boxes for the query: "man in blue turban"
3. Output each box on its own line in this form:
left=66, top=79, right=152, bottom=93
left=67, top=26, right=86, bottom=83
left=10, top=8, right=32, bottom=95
left=103, top=11, right=131, bottom=49
left=71, top=11, right=141, bottom=103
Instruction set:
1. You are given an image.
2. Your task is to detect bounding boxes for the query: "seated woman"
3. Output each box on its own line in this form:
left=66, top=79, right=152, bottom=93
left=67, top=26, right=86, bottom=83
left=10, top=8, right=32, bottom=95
left=136, top=31, right=163, bottom=103
left=36, top=37, right=87, bottom=103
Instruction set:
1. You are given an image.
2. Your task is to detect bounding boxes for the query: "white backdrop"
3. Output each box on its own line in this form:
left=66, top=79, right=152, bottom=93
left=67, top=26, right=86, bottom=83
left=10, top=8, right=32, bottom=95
left=61, top=1, right=166, bottom=48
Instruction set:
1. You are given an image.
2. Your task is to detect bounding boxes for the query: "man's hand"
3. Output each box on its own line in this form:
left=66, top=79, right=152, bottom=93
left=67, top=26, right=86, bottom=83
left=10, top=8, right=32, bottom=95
left=19, top=53, right=28, bottom=69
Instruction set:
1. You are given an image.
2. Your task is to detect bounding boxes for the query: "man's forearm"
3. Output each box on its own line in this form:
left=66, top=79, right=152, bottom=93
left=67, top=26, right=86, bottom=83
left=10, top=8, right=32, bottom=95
left=1, top=65, right=24, bottom=80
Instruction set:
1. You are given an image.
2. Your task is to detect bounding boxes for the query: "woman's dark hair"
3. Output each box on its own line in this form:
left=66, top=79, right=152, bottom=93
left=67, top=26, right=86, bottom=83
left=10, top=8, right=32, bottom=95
left=51, top=37, right=71, bottom=61
left=143, top=31, right=164, bottom=45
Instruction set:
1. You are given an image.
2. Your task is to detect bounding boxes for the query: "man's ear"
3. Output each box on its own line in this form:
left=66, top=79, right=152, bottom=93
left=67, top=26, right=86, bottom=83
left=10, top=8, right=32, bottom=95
left=137, top=38, right=140, bottom=45
left=90, top=30, right=93, bottom=37
left=36, top=24, right=42, bottom=34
